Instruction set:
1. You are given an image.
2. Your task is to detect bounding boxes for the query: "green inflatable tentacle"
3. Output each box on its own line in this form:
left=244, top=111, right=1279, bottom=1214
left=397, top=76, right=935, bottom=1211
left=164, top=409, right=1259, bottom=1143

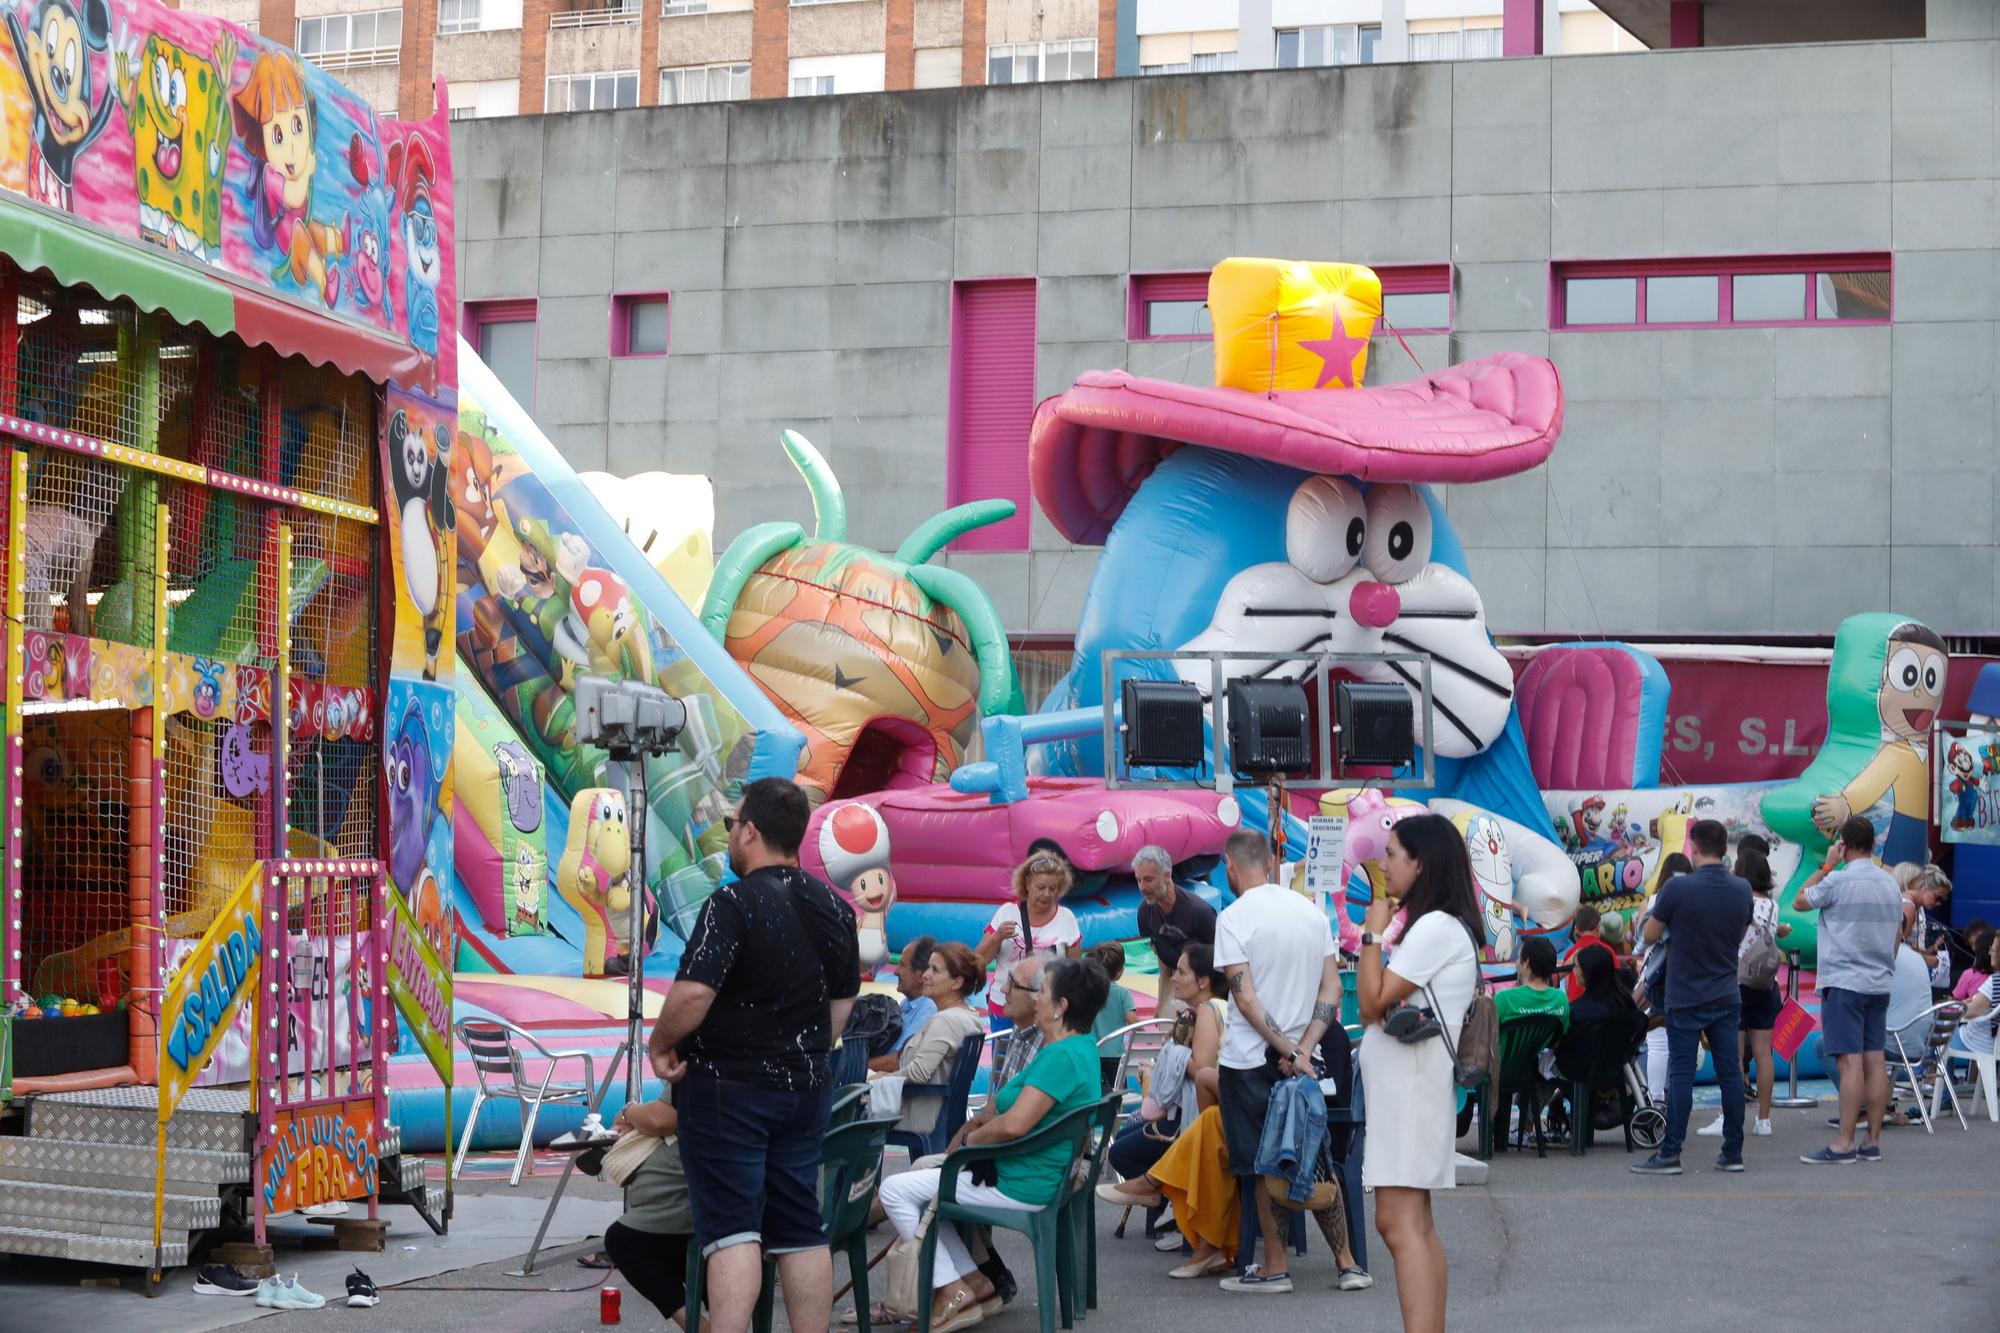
left=781, top=430, right=846, bottom=542
left=893, top=500, right=1018, bottom=566
left=907, top=563, right=1017, bottom=717
left=700, top=521, right=805, bottom=640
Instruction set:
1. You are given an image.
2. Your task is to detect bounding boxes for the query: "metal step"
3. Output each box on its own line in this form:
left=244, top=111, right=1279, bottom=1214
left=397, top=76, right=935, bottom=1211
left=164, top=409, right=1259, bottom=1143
left=397, top=1155, right=425, bottom=1195
left=0, top=1179, right=222, bottom=1233
left=28, top=1087, right=250, bottom=1153
left=0, top=1137, right=250, bottom=1191
left=0, top=1224, right=188, bottom=1268
left=378, top=1123, right=402, bottom=1158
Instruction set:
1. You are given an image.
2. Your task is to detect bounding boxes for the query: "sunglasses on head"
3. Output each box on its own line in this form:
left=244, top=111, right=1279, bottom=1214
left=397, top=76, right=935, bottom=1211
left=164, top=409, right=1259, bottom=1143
left=1026, top=856, right=1064, bottom=872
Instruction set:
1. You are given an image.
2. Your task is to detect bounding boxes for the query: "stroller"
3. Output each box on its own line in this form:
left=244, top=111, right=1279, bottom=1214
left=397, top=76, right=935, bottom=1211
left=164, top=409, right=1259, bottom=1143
left=1624, top=1049, right=1667, bottom=1149
left=1543, top=1008, right=1665, bottom=1150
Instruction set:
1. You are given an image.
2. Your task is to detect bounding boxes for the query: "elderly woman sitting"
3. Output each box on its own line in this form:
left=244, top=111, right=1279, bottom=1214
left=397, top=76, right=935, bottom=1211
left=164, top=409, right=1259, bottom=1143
left=876, top=956, right=1110, bottom=1331
left=867, top=941, right=988, bottom=1133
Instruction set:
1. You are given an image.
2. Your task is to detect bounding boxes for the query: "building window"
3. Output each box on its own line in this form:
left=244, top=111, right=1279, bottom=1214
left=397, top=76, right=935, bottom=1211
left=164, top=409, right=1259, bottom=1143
left=660, top=0, right=708, bottom=13
left=550, top=0, right=642, bottom=29
left=792, top=74, right=835, bottom=96
left=1191, top=52, right=1236, bottom=72
left=1551, top=255, right=1892, bottom=329
left=297, top=9, right=402, bottom=68
left=1129, top=265, right=1452, bottom=342
left=466, top=300, right=538, bottom=409
left=1275, top=24, right=1379, bottom=68
left=612, top=294, right=670, bottom=358
left=1406, top=20, right=1503, bottom=62
left=1140, top=62, right=1191, bottom=76
left=438, top=0, right=483, bottom=35
left=949, top=279, right=1036, bottom=552
left=449, top=78, right=520, bottom=120
left=547, top=70, right=640, bottom=112
left=988, top=39, right=1096, bottom=84
left=661, top=63, right=749, bottom=104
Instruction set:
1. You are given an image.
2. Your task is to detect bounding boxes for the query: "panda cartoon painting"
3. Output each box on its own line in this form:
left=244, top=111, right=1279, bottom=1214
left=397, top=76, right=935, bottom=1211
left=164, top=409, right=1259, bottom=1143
left=389, top=407, right=452, bottom=680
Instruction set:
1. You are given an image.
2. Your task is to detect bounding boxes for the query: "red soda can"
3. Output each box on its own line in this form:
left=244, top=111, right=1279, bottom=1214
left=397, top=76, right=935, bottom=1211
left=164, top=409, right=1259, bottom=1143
left=600, top=1285, right=621, bottom=1324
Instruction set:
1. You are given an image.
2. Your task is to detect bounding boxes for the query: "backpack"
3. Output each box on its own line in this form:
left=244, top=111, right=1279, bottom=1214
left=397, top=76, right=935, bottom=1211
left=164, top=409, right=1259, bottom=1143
left=1739, top=909, right=1781, bottom=991
left=841, top=993, right=904, bottom=1058
left=1428, top=924, right=1498, bottom=1090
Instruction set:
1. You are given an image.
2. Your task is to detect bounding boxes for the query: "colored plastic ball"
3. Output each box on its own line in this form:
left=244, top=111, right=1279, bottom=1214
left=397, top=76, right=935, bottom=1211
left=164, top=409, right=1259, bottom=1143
left=81, top=1004, right=99, bottom=1016
left=22, top=1006, right=41, bottom=1019
left=38, top=994, right=60, bottom=1012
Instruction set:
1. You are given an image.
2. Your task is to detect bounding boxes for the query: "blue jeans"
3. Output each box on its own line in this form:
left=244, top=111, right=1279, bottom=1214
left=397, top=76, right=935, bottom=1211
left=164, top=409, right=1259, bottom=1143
left=1663, top=997, right=1743, bottom=1159
left=676, top=1074, right=830, bottom=1255
left=1108, top=1118, right=1173, bottom=1182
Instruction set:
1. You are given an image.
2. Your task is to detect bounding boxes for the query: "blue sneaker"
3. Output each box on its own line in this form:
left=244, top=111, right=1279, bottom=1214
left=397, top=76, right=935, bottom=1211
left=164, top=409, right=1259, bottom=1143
left=1629, top=1152, right=1682, bottom=1175
left=1714, top=1152, right=1744, bottom=1172
left=1857, top=1144, right=1882, bottom=1162
left=1800, top=1145, right=1858, bottom=1165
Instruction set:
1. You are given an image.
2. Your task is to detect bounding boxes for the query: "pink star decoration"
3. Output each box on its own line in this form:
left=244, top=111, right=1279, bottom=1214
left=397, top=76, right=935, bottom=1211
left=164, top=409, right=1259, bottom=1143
left=1299, top=311, right=1369, bottom=389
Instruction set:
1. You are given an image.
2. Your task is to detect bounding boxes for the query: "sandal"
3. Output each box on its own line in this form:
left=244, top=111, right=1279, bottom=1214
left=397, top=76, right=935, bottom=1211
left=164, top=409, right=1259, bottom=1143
left=931, top=1289, right=984, bottom=1333
left=1168, top=1254, right=1230, bottom=1280
left=1095, top=1181, right=1164, bottom=1209
left=575, top=1251, right=614, bottom=1270
left=839, top=1303, right=900, bottom=1326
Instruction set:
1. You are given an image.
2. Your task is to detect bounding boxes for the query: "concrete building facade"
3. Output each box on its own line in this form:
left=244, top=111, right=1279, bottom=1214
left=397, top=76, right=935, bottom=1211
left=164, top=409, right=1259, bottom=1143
left=454, top=20, right=2000, bottom=639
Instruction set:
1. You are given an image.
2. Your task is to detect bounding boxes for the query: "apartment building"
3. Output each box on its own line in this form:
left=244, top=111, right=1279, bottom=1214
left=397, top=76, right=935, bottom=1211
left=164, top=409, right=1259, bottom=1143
left=190, top=0, right=1637, bottom=120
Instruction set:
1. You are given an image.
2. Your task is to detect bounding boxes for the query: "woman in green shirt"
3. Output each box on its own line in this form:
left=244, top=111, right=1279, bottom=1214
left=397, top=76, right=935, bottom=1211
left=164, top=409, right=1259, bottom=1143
left=876, top=955, right=1110, bottom=1332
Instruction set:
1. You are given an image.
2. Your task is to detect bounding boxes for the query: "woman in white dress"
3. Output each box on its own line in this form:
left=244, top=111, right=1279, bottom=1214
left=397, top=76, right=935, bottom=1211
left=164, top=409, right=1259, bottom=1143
left=1353, top=813, right=1484, bottom=1333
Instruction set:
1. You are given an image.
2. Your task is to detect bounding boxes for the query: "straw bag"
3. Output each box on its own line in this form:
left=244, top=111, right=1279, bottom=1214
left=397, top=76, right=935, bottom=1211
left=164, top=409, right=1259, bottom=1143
left=880, top=1201, right=937, bottom=1320
left=602, top=1132, right=666, bottom=1188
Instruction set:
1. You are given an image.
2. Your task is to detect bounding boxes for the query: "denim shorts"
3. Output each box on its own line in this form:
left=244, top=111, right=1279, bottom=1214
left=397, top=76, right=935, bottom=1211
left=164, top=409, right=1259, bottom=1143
left=1819, top=987, right=1888, bottom=1057
left=1218, top=1059, right=1281, bottom=1176
left=676, top=1073, right=829, bottom=1255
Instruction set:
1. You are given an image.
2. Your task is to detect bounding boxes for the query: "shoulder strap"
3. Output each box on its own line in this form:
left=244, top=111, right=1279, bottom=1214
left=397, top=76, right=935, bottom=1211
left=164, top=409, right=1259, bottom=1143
left=1019, top=899, right=1036, bottom=955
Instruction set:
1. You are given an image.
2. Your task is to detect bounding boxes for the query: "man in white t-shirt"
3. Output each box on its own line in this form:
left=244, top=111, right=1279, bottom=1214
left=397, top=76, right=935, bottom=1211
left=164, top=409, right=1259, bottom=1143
left=1211, top=830, right=1340, bottom=1295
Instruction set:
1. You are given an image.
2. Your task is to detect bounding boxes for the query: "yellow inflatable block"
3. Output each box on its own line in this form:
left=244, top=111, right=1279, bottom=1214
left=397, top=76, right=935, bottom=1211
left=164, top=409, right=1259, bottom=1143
left=1209, top=258, right=1383, bottom=394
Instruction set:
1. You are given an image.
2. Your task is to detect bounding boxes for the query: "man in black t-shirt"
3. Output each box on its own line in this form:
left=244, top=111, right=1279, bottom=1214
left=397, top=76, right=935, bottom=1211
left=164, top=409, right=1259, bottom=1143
left=650, top=777, right=860, bottom=1333
left=1133, top=844, right=1216, bottom=1015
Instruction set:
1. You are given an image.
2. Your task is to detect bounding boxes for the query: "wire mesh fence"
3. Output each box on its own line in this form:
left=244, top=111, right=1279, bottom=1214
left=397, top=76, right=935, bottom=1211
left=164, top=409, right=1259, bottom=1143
left=160, top=713, right=270, bottom=929
left=163, top=481, right=281, bottom=671
left=279, top=360, right=375, bottom=508
left=21, top=708, right=133, bottom=1003
left=12, top=270, right=194, bottom=456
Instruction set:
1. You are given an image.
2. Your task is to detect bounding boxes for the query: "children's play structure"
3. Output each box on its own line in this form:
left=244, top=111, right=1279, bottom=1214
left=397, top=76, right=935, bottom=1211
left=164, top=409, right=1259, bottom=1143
left=0, top=7, right=1980, bottom=1288
left=0, top=0, right=455, bottom=1278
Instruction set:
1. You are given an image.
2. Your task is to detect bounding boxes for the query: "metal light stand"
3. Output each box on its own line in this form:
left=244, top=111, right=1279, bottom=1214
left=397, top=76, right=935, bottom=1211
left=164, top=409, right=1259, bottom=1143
left=1770, top=949, right=1817, bottom=1109
left=515, top=678, right=684, bottom=1276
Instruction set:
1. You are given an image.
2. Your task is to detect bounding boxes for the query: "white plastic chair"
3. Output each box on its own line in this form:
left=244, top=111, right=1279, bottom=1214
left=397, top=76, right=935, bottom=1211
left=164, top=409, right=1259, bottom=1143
left=1102, top=1016, right=1179, bottom=1116
left=1947, top=1037, right=2000, bottom=1123
left=452, top=1017, right=598, bottom=1186
left=1889, top=1001, right=1966, bottom=1133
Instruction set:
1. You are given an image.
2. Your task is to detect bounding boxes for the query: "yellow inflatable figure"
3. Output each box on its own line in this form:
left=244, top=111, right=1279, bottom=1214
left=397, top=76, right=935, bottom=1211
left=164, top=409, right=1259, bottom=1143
left=556, top=787, right=639, bottom=977
left=1208, top=257, right=1383, bottom=393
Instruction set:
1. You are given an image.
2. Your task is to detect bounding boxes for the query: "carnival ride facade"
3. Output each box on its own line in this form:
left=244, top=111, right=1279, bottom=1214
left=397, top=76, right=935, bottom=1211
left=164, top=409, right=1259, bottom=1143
left=0, top=0, right=457, bottom=1277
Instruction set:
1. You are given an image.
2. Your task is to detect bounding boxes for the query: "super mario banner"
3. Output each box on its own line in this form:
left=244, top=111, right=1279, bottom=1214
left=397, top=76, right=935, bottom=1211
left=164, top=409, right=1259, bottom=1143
left=0, top=0, right=455, bottom=391
left=1937, top=723, right=2000, bottom=844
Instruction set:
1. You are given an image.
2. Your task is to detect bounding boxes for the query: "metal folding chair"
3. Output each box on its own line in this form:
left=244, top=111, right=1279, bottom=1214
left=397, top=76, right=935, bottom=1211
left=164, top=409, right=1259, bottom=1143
left=1891, top=1001, right=1968, bottom=1133
left=1102, top=1016, right=1179, bottom=1112
left=452, top=1017, right=598, bottom=1186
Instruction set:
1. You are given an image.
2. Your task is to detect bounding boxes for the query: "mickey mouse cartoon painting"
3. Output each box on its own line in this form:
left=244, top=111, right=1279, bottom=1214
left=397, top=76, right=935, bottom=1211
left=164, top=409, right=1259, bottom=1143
left=5, top=0, right=115, bottom=212
left=389, top=407, right=453, bottom=681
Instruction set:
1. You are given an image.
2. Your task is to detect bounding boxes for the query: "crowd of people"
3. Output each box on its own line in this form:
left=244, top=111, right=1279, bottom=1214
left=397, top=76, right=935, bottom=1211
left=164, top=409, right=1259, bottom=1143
left=569, top=773, right=1994, bottom=1333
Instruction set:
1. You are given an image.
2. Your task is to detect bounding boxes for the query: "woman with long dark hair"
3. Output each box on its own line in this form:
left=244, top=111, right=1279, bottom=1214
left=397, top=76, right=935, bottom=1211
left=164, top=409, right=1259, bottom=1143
left=1353, top=813, right=1484, bottom=1333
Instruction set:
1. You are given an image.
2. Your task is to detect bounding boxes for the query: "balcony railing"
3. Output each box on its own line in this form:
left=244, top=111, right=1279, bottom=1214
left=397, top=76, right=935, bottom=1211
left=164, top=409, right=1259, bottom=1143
left=304, top=46, right=401, bottom=70
left=550, top=4, right=642, bottom=28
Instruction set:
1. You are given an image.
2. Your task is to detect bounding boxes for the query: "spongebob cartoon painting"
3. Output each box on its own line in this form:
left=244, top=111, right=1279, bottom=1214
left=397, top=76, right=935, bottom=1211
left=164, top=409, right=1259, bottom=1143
left=116, top=25, right=235, bottom=260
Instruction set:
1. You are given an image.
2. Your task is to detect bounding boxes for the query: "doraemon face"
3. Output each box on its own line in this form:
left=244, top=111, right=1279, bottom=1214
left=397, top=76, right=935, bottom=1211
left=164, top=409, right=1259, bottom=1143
left=1175, top=476, right=1513, bottom=758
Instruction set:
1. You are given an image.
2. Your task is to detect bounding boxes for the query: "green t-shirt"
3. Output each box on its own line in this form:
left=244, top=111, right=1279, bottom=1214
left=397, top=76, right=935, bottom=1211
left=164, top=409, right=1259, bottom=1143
left=993, top=1032, right=1100, bottom=1205
left=1090, top=984, right=1138, bottom=1056
left=1496, top=981, right=1571, bottom=1033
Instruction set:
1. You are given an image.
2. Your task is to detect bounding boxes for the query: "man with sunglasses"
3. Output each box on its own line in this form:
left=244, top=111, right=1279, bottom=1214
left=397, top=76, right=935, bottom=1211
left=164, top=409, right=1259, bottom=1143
left=649, top=777, right=861, bottom=1333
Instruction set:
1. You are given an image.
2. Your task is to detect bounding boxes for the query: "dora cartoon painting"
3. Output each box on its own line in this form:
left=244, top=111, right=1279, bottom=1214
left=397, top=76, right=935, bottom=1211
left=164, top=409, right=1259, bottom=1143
left=231, top=51, right=348, bottom=305
left=1811, top=620, right=1947, bottom=867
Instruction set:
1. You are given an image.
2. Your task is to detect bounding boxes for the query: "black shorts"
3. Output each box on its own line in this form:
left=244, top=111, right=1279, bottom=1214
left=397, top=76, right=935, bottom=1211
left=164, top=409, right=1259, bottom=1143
left=1218, top=1058, right=1282, bottom=1176
left=1739, top=983, right=1782, bottom=1031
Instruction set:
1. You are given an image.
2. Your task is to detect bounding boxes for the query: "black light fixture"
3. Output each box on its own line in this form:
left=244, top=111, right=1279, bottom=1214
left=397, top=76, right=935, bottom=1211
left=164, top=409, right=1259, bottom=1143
left=1121, top=678, right=1205, bottom=768
left=1226, top=679, right=1312, bottom=778
left=1336, top=681, right=1414, bottom=767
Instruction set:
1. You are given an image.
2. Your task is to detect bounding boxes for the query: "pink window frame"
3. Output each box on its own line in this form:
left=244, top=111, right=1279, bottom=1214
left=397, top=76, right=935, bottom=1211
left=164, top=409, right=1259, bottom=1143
left=947, top=275, right=1038, bottom=553
left=1127, top=264, right=1454, bottom=342
left=1549, top=253, right=1894, bottom=331
left=464, top=297, right=540, bottom=406
left=610, top=291, right=670, bottom=358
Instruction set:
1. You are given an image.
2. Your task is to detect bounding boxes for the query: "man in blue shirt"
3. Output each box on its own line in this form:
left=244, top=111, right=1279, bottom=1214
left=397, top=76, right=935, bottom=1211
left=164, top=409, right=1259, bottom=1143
left=1631, top=819, right=1753, bottom=1176
left=892, top=936, right=938, bottom=1053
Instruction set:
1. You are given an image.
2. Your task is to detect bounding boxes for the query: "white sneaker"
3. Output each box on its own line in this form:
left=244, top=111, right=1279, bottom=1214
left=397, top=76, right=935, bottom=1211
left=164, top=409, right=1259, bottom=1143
left=1695, top=1115, right=1725, bottom=1137
left=1752, top=1118, right=1772, bottom=1137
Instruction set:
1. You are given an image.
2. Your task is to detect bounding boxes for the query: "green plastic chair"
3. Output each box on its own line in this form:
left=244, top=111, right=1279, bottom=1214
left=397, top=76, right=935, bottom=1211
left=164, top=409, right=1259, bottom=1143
left=916, top=1102, right=1098, bottom=1333
left=1062, top=1094, right=1124, bottom=1320
left=1477, top=1012, right=1569, bottom=1160
left=685, top=1114, right=898, bottom=1333
left=828, top=1083, right=869, bottom=1129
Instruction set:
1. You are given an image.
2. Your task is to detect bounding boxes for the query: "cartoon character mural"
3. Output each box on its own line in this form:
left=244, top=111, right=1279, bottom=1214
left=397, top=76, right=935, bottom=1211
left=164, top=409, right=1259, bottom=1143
left=1946, top=742, right=1979, bottom=832
left=556, top=786, right=651, bottom=977
left=701, top=430, right=1020, bottom=805
left=389, top=403, right=452, bottom=681
left=5, top=0, right=114, bottom=211
left=386, top=697, right=440, bottom=899
left=114, top=23, right=235, bottom=259
left=387, top=132, right=440, bottom=361
left=1803, top=619, right=1944, bottom=868
left=231, top=50, right=349, bottom=304
left=817, top=802, right=895, bottom=979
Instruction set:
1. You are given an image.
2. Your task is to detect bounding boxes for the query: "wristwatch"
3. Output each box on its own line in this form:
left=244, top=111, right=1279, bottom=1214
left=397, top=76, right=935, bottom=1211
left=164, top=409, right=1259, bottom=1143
left=1360, top=931, right=1379, bottom=948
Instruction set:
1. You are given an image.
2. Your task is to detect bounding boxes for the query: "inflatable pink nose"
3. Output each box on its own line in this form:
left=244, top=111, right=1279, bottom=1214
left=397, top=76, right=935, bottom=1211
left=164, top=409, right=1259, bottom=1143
left=1349, top=581, right=1402, bottom=629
